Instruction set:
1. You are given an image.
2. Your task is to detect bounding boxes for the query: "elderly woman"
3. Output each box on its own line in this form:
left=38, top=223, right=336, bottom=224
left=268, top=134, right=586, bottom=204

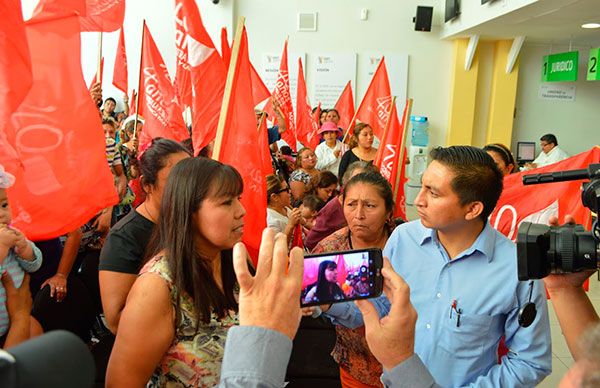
left=313, top=171, right=395, bottom=387
left=338, top=123, right=378, bottom=179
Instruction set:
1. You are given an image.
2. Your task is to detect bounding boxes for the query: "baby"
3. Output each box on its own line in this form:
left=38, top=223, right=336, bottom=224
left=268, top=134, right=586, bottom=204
left=0, top=165, right=43, bottom=343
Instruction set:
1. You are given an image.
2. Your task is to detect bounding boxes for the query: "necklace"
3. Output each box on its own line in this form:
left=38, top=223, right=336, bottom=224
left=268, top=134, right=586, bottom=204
left=142, top=201, right=157, bottom=224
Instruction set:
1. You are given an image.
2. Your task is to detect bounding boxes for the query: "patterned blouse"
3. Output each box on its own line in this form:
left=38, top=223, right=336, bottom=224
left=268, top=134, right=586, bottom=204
left=312, top=227, right=383, bottom=386
left=289, top=169, right=312, bottom=185
left=141, top=255, right=238, bottom=388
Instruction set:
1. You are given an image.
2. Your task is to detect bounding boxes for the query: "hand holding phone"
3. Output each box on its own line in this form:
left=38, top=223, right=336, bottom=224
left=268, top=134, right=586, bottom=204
left=301, top=249, right=383, bottom=307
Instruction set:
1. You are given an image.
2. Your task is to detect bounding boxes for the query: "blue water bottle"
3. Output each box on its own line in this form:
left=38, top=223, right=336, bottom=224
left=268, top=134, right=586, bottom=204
left=410, top=116, right=429, bottom=147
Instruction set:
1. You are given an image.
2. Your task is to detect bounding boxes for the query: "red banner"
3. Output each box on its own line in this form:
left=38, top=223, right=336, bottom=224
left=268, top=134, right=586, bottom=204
left=334, top=81, right=355, bottom=132
left=88, top=57, right=104, bottom=89
left=353, top=57, right=392, bottom=140
left=138, top=24, right=188, bottom=148
left=112, top=27, right=127, bottom=93
left=216, top=27, right=267, bottom=266
left=1, top=13, right=117, bottom=240
left=490, top=147, right=600, bottom=241
left=295, top=59, right=319, bottom=150
left=271, top=40, right=297, bottom=151
left=79, top=0, right=125, bottom=32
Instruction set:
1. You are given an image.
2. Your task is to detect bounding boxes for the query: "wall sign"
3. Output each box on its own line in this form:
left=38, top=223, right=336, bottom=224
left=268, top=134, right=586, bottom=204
left=541, top=51, right=578, bottom=82
left=587, top=47, right=600, bottom=81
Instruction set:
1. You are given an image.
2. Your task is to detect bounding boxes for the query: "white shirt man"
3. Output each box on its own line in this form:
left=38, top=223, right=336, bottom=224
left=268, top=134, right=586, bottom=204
left=526, top=134, right=569, bottom=169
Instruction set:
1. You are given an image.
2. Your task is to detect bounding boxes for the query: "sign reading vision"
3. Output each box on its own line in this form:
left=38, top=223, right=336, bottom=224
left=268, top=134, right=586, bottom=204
left=542, top=51, right=578, bottom=82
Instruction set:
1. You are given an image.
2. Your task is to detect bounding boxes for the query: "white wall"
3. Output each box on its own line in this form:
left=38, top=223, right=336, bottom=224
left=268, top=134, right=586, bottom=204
left=512, top=43, right=600, bottom=156
left=235, top=0, right=453, bottom=148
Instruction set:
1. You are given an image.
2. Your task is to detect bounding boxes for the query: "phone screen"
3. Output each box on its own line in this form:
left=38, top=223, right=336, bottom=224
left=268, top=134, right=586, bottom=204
left=301, top=249, right=383, bottom=307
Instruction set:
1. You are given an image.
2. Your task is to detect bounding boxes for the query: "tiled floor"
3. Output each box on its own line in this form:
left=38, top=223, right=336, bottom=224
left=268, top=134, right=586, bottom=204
left=404, top=204, right=600, bottom=387
left=537, top=275, right=600, bottom=387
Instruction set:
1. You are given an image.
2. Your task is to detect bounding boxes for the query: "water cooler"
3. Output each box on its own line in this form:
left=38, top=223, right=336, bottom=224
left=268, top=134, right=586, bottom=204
left=405, top=116, right=429, bottom=207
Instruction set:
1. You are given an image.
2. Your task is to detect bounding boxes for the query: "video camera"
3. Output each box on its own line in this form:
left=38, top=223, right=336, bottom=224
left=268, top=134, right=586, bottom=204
left=517, top=164, right=600, bottom=280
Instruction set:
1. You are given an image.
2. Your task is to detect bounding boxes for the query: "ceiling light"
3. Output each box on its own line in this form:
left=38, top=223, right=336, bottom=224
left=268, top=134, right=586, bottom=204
left=581, top=23, right=600, bottom=29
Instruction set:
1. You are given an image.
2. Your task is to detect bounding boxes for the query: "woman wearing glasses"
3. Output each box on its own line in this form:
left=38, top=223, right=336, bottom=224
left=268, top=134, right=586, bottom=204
left=266, top=175, right=301, bottom=241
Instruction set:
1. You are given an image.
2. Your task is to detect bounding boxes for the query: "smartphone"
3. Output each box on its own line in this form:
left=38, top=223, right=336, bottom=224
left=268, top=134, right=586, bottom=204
left=301, top=248, right=384, bottom=307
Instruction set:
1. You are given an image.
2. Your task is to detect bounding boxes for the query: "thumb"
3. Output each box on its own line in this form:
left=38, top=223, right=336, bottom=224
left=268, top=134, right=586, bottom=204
left=355, top=299, right=381, bottom=332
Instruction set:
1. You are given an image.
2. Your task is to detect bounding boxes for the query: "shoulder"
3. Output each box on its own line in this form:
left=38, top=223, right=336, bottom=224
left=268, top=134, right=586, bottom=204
left=386, top=221, right=425, bottom=249
left=312, top=227, right=350, bottom=253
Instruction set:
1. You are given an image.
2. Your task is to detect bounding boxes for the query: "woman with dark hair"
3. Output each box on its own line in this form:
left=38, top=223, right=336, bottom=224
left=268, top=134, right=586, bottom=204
left=106, top=158, right=245, bottom=387
left=303, top=260, right=344, bottom=304
left=99, top=138, right=190, bottom=333
left=305, top=170, right=338, bottom=203
left=311, top=171, right=395, bottom=387
left=483, top=143, right=517, bottom=176
left=338, top=123, right=377, bottom=179
left=289, top=147, right=319, bottom=205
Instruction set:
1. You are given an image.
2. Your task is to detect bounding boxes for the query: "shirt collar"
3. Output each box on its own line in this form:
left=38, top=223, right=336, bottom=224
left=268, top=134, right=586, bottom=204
left=418, top=221, right=497, bottom=262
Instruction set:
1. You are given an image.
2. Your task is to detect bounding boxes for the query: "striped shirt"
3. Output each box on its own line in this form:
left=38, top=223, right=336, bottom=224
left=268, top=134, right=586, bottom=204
left=0, top=241, right=43, bottom=336
left=105, top=137, right=122, bottom=168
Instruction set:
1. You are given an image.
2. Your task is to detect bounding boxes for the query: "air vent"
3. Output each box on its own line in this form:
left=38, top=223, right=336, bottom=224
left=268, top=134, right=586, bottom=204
left=298, top=12, right=317, bottom=31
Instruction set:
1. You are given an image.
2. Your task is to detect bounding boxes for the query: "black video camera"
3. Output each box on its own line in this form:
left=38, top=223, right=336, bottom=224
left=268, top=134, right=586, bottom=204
left=517, top=164, right=600, bottom=280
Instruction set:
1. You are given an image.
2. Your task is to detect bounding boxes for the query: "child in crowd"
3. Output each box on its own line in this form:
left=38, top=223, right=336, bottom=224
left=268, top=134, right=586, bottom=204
left=0, top=165, right=43, bottom=346
left=295, top=195, right=326, bottom=249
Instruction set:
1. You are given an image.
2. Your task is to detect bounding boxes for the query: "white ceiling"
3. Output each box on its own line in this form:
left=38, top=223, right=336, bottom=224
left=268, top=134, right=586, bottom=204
left=447, top=0, right=600, bottom=47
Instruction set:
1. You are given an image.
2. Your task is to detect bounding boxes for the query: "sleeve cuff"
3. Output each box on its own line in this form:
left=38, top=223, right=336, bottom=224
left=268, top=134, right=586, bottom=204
left=381, top=354, right=437, bottom=388
left=16, top=242, right=43, bottom=273
left=221, top=326, right=292, bottom=387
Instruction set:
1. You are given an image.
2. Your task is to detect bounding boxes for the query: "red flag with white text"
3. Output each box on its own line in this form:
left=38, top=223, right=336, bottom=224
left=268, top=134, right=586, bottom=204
left=271, top=40, right=297, bottom=151
left=112, top=27, right=127, bottom=93
left=334, top=81, right=355, bottom=131
left=353, top=57, right=392, bottom=139
left=174, top=0, right=226, bottom=155
left=217, top=27, right=267, bottom=266
left=295, top=59, right=319, bottom=150
left=138, top=24, right=188, bottom=148
left=489, top=147, right=600, bottom=241
left=34, top=0, right=124, bottom=32
left=1, top=12, right=117, bottom=239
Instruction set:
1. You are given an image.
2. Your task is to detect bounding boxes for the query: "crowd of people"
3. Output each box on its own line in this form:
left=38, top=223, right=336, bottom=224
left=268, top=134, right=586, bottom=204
left=0, top=82, right=597, bottom=388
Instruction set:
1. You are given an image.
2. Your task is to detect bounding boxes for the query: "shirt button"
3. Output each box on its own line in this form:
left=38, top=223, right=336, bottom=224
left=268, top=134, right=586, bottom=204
left=436, top=293, right=441, bottom=299
left=426, top=324, right=431, bottom=329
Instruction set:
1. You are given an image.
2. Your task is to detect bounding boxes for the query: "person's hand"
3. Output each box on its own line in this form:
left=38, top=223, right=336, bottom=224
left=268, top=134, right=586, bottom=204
left=545, top=214, right=596, bottom=291
left=123, top=93, right=129, bottom=103
left=355, top=258, right=417, bottom=371
left=2, top=272, right=32, bottom=322
left=301, top=307, right=316, bottom=317
left=0, top=224, right=17, bottom=250
left=11, top=227, right=33, bottom=259
left=233, top=228, right=304, bottom=340
left=92, top=210, right=112, bottom=236
left=90, top=82, right=102, bottom=107
left=41, top=273, right=68, bottom=302
left=333, top=149, right=341, bottom=158
left=288, top=208, right=302, bottom=227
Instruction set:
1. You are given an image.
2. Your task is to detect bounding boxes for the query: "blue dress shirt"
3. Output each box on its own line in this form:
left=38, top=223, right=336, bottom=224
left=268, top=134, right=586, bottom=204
left=326, top=220, right=552, bottom=387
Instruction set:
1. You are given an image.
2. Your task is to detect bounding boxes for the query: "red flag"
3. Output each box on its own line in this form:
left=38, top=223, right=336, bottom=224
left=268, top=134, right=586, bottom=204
left=112, top=27, right=127, bottom=93
left=216, top=27, right=267, bottom=266
left=174, top=0, right=192, bottom=107
left=1, top=12, right=117, bottom=240
left=313, top=102, right=321, bottom=127
left=34, top=0, right=124, bottom=32
left=220, top=27, right=231, bottom=68
left=0, top=0, right=32, bottom=162
left=129, top=89, right=137, bottom=115
left=174, top=0, right=226, bottom=155
left=250, top=63, right=270, bottom=107
left=490, top=148, right=600, bottom=242
left=88, top=57, right=104, bottom=89
left=271, top=40, right=297, bottom=151
left=291, top=224, right=304, bottom=249
left=353, top=57, right=392, bottom=140
left=374, top=101, right=409, bottom=220
left=295, top=59, right=319, bottom=150
left=334, top=81, right=355, bottom=131
left=138, top=24, right=188, bottom=148
left=393, top=155, right=408, bottom=219
left=258, top=115, right=273, bottom=176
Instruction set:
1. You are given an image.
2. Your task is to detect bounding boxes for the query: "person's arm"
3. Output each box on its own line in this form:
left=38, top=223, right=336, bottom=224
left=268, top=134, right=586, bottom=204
left=123, top=94, right=129, bottom=116
left=92, top=207, right=113, bottom=237
left=99, top=271, right=138, bottom=333
left=315, top=144, right=338, bottom=171
left=105, top=273, right=174, bottom=387
left=338, top=151, right=351, bottom=179
left=272, top=100, right=287, bottom=134
left=113, top=163, right=127, bottom=200
left=41, top=229, right=82, bottom=302
left=2, top=273, right=32, bottom=349
left=283, top=208, right=301, bottom=242
left=322, top=294, right=390, bottom=329
left=11, top=233, right=42, bottom=273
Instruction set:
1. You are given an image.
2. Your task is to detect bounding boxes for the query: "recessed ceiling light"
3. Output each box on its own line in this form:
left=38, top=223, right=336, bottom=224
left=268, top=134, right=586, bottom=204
left=581, top=23, right=600, bottom=29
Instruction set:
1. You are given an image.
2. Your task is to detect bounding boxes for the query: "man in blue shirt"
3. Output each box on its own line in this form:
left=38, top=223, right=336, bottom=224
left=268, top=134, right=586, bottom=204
left=325, top=146, right=551, bottom=387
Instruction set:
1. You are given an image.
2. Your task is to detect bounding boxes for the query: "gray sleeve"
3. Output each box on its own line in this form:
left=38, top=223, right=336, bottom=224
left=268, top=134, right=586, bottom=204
left=381, top=354, right=439, bottom=388
left=15, top=241, right=43, bottom=273
left=218, top=326, right=292, bottom=388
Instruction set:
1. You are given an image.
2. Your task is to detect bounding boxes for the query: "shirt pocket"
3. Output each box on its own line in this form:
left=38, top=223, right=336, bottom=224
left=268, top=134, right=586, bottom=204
left=438, top=312, right=493, bottom=359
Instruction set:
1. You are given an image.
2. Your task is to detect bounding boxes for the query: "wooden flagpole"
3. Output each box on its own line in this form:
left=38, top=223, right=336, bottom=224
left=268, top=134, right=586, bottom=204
left=374, top=96, right=397, bottom=167
left=212, top=16, right=246, bottom=161
left=133, top=21, right=146, bottom=141
left=96, top=32, right=103, bottom=83
left=393, top=98, right=413, bottom=199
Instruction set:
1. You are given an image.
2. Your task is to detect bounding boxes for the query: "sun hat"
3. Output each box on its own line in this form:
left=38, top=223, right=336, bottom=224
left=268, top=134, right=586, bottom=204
left=317, top=121, right=342, bottom=135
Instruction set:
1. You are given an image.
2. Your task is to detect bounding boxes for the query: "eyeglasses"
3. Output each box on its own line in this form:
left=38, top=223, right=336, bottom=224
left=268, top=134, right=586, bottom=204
left=275, top=187, right=290, bottom=194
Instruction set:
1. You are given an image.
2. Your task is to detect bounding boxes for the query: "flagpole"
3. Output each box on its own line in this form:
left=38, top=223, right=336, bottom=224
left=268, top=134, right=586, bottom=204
left=212, top=16, right=246, bottom=161
left=393, top=98, right=413, bottom=200
left=96, top=32, right=103, bottom=83
left=133, top=21, right=146, bottom=141
left=374, top=96, right=397, bottom=167
left=341, top=109, right=359, bottom=144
